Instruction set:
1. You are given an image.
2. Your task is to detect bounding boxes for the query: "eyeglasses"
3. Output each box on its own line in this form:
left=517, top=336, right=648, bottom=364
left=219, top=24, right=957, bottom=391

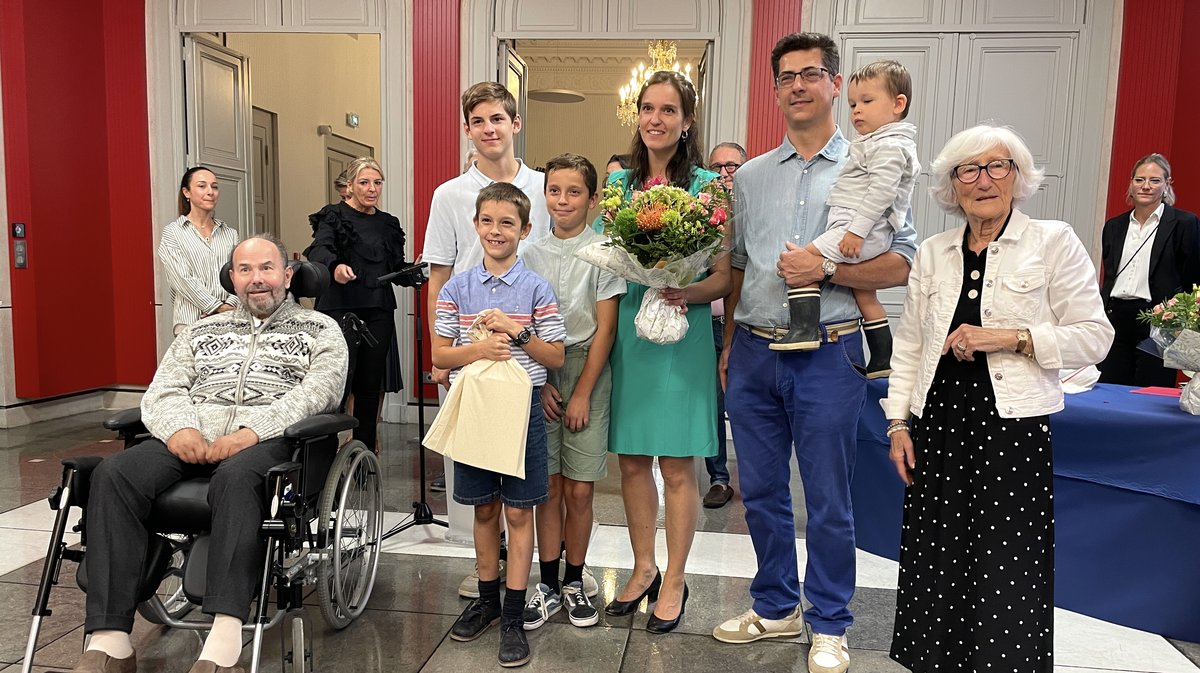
left=1132, top=177, right=1165, bottom=187
left=710, top=162, right=741, bottom=174
left=775, top=67, right=832, bottom=89
left=953, top=159, right=1016, bottom=184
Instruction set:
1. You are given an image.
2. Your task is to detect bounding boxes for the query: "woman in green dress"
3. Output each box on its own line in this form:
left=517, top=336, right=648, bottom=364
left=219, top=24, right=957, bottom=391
left=602, top=71, right=731, bottom=634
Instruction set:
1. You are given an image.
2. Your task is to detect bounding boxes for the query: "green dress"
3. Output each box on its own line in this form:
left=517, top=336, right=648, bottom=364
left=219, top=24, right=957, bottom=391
left=607, top=167, right=721, bottom=457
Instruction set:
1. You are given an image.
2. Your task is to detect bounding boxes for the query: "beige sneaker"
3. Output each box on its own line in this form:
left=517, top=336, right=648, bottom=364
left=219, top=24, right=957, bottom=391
left=457, top=560, right=507, bottom=599
left=712, top=606, right=804, bottom=643
left=581, top=564, right=599, bottom=598
left=808, top=633, right=850, bottom=673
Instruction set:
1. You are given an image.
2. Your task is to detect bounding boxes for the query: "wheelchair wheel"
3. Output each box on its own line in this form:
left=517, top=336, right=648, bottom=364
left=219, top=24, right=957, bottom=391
left=317, top=440, right=382, bottom=629
left=136, top=534, right=194, bottom=623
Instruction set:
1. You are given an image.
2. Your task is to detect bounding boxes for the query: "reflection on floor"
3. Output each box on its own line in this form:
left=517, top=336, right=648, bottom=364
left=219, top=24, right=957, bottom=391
left=1, top=413, right=1198, bottom=672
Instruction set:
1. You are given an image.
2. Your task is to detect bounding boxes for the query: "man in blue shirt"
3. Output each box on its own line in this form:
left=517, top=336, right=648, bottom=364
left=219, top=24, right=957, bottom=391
left=711, top=33, right=917, bottom=673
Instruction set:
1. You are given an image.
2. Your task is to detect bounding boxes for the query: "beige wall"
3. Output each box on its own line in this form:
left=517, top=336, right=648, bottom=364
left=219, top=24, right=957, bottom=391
left=226, top=33, right=381, bottom=257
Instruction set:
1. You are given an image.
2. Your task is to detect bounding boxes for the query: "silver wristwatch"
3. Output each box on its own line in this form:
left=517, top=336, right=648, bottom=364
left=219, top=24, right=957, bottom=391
left=821, top=258, right=837, bottom=283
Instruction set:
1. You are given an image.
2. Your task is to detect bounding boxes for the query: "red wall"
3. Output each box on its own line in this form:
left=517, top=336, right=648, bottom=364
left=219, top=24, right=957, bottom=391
left=411, top=0, right=460, bottom=400
left=745, top=1, right=804, bottom=158
left=0, top=0, right=156, bottom=399
left=1106, top=0, right=1196, bottom=218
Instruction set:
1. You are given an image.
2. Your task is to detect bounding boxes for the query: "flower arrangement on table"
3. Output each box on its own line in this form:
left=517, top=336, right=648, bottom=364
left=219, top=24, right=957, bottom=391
left=575, top=176, right=729, bottom=344
left=1138, top=285, right=1200, bottom=413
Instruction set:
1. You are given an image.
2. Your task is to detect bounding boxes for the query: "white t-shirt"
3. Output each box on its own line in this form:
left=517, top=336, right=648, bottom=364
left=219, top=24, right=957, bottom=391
left=422, top=161, right=551, bottom=274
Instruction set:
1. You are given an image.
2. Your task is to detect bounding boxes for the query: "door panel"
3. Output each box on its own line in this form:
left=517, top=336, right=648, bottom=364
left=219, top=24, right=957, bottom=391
left=498, top=40, right=528, bottom=160
left=251, top=107, right=279, bottom=237
left=184, top=36, right=252, bottom=238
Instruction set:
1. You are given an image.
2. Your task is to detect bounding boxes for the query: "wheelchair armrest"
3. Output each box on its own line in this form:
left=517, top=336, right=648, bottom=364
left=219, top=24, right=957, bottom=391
left=103, top=408, right=144, bottom=431
left=282, top=413, right=357, bottom=440
left=54, top=457, right=106, bottom=510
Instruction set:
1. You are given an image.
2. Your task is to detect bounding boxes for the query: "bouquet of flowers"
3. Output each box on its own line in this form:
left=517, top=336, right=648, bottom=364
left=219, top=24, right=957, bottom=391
left=575, top=176, right=729, bottom=344
left=1138, top=285, right=1200, bottom=414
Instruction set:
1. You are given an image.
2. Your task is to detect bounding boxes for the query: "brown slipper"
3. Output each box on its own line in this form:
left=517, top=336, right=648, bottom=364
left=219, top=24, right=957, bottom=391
left=188, top=660, right=245, bottom=673
left=702, top=484, right=734, bottom=508
left=66, top=650, right=137, bottom=673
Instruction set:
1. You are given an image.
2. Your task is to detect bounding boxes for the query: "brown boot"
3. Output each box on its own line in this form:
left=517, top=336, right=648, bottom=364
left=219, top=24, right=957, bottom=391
left=67, top=650, right=137, bottom=673
left=188, top=661, right=245, bottom=673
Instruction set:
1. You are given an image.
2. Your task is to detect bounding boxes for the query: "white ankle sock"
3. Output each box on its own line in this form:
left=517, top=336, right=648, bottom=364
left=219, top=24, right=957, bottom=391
left=198, top=614, right=244, bottom=667
left=87, top=630, right=133, bottom=659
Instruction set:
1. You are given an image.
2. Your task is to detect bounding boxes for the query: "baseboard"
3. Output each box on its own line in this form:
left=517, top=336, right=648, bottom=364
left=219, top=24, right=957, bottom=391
left=0, top=388, right=146, bottom=428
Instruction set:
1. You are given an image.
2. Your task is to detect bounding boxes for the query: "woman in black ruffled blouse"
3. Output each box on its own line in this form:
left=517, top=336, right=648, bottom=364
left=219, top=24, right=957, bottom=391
left=304, top=157, right=409, bottom=452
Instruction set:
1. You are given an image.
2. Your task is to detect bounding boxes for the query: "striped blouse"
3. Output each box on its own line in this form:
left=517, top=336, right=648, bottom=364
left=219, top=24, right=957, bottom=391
left=159, top=215, right=240, bottom=334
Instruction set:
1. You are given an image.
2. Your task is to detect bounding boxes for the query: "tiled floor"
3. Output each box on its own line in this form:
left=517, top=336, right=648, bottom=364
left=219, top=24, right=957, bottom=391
left=1, top=412, right=1198, bottom=672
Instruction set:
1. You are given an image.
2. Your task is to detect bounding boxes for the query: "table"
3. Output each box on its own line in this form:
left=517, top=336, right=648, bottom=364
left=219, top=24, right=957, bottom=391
left=852, top=380, right=1200, bottom=642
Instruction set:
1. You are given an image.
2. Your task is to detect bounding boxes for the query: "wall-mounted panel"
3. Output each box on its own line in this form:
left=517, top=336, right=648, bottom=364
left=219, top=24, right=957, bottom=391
left=284, top=0, right=378, bottom=28
left=844, top=0, right=947, bottom=27
left=497, top=0, right=599, bottom=34
left=967, top=0, right=1082, bottom=26
left=954, top=35, right=1075, bottom=175
left=177, top=0, right=279, bottom=29
left=610, top=0, right=716, bottom=35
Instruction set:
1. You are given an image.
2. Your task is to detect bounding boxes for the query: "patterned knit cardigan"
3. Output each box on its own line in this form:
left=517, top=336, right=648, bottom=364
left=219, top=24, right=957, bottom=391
left=141, top=300, right=349, bottom=443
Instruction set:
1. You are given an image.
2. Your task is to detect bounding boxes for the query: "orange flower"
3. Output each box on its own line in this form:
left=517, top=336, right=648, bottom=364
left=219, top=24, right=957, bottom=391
left=636, top=202, right=669, bottom=232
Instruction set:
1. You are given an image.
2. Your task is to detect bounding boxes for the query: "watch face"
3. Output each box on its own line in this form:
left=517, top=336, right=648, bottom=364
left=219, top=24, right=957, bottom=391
left=823, top=260, right=837, bottom=276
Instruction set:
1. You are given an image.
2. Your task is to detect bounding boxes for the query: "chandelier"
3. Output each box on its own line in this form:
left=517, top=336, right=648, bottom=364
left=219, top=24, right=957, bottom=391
left=616, top=40, right=694, bottom=127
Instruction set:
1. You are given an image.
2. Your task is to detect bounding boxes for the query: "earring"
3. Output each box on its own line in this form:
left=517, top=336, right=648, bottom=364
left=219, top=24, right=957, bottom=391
left=681, top=130, right=689, bottom=141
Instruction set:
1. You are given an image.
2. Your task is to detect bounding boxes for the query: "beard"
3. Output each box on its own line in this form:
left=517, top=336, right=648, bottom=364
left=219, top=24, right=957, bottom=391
left=242, top=284, right=287, bottom=319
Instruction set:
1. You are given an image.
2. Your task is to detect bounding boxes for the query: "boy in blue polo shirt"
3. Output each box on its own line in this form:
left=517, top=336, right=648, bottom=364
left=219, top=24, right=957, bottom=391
left=432, top=182, right=566, bottom=667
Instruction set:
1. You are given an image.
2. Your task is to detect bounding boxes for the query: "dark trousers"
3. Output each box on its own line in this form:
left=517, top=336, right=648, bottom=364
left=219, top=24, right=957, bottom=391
left=706, top=317, right=730, bottom=485
left=1098, top=298, right=1178, bottom=387
left=84, top=437, right=292, bottom=633
left=326, top=307, right=395, bottom=450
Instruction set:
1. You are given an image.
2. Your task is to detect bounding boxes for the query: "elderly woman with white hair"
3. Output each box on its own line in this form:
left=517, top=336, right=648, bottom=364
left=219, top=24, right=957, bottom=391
left=883, top=124, right=1112, bottom=673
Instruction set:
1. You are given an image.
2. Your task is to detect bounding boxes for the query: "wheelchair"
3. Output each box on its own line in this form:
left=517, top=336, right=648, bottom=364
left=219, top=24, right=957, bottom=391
left=21, top=260, right=383, bottom=673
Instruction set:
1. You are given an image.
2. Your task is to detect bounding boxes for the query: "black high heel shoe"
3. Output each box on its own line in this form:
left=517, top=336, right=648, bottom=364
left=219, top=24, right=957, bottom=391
left=646, top=583, right=688, bottom=634
left=604, top=570, right=662, bottom=616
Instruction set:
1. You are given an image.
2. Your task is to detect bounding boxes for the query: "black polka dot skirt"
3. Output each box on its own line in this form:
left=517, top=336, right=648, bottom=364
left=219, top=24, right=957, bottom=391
left=890, top=373, right=1054, bottom=673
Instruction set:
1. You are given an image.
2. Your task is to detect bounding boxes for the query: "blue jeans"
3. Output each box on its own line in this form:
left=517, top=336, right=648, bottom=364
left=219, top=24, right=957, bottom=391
left=725, top=325, right=866, bottom=635
left=706, top=317, right=730, bottom=485
left=452, top=388, right=550, bottom=509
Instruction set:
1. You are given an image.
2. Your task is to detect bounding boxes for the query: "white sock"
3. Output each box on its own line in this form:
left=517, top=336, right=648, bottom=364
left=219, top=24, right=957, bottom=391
left=86, top=630, right=133, bottom=659
left=198, top=614, right=244, bottom=667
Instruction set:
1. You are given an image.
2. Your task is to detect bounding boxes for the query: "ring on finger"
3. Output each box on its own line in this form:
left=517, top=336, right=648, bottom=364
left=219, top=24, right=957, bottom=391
left=955, top=343, right=966, bottom=352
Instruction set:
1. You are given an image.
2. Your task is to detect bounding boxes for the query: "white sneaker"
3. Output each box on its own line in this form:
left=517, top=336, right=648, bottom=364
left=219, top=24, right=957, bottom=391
left=457, top=560, right=506, bottom=599
left=712, top=606, right=804, bottom=644
left=808, top=633, right=850, bottom=673
left=581, top=564, right=599, bottom=598
left=521, top=583, right=562, bottom=631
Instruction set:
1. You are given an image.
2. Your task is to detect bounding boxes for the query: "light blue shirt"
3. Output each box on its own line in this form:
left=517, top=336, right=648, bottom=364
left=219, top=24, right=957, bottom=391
left=730, top=130, right=918, bottom=327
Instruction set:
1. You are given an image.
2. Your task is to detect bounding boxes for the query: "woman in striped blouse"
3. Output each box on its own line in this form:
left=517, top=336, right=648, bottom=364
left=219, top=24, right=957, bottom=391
left=158, top=166, right=240, bottom=335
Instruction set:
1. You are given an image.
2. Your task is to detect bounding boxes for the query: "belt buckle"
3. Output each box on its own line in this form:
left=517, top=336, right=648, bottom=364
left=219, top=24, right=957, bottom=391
left=827, top=328, right=840, bottom=344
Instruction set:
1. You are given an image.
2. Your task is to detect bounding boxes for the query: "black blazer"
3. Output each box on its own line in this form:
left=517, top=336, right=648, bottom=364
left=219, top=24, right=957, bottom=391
left=1100, top=204, right=1200, bottom=304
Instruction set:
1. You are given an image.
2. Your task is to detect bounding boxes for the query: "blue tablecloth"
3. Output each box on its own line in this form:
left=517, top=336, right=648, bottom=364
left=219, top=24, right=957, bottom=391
left=852, top=380, right=1200, bottom=642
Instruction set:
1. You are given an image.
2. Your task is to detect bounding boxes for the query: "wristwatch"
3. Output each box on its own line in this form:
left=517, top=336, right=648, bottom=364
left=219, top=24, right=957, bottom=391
left=1015, top=328, right=1031, bottom=356
left=821, top=258, right=837, bottom=283
left=513, top=327, right=533, bottom=346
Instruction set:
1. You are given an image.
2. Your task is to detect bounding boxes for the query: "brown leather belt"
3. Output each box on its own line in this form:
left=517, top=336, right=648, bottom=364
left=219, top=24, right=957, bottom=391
left=742, top=319, right=860, bottom=344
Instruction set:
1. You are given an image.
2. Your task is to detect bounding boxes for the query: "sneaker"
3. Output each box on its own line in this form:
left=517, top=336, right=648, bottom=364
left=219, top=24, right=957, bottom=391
left=521, top=583, right=562, bottom=631
left=808, top=633, right=850, bottom=673
left=449, top=598, right=501, bottom=642
left=559, top=552, right=600, bottom=598
left=458, top=560, right=506, bottom=599
left=712, top=606, right=804, bottom=644
left=561, top=581, right=599, bottom=627
left=430, top=474, right=446, bottom=492
left=498, top=620, right=531, bottom=668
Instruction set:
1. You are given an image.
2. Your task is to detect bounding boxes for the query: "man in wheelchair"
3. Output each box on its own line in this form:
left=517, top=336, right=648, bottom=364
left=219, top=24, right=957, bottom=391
left=69, top=235, right=348, bottom=673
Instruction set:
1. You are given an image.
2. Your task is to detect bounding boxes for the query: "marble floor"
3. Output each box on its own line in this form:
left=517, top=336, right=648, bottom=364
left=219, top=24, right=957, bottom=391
left=1, top=412, right=1197, bottom=672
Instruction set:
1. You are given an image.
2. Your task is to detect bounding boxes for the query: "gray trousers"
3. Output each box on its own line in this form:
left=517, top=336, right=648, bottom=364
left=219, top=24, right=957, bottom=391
left=84, top=436, right=291, bottom=633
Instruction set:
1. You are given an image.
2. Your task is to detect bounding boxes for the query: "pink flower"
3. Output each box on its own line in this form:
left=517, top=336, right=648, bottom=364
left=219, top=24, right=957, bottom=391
left=698, top=192, right=713, bottom=206
left=644, top=176, right=667, bottom=188
left=1153, top=305, right=1164, bottom=315
left=709, top=207, right=727, bottom=226
left=1162, top=311, right=1177, bottom=320
left=1168, top=297, right=1179, bottom=307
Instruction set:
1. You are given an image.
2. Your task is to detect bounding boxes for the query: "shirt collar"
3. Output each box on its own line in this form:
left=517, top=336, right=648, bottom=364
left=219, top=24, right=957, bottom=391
left=466, top=160, right=533, bottom=189
left=474, top=257, right=526, bottom=286
left=772, top=127, right=848, bottom=164
left=180, top=216, right=226, bottom=229
left=1131, top=202, right=1165, bottom=227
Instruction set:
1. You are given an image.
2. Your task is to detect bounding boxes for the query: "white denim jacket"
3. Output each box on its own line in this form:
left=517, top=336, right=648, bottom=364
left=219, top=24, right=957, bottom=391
left=883, top=210, right=1114, bottom=420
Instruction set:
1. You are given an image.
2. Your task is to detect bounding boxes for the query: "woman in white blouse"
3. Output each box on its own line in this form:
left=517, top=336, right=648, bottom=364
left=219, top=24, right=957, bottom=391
left=158, top=166, right=240, bottom=335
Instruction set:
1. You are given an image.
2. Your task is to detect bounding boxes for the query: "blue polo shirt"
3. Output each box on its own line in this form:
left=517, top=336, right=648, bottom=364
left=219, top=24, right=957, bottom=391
left=434, top=258, right=566, bottom=386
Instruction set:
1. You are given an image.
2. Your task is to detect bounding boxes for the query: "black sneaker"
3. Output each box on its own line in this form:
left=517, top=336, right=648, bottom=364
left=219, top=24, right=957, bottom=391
left=498, top=620, right=531, bottom=667
left=430, top=474, right=446, bottom=492
left=561, top=581, right=599, bottom=627
left=449, top=598, right=500, bottom=642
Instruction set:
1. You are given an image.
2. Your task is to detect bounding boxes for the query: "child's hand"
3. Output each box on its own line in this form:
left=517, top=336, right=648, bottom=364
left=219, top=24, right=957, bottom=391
left=839, top=232, right=864, bottom=258
left=481, top=309, right=522, bottom=339
left=564, top=396, right=589, bottom=432
left=541, top=384, right=563, bottom=423
left=479, top=332, right=512, bottom=361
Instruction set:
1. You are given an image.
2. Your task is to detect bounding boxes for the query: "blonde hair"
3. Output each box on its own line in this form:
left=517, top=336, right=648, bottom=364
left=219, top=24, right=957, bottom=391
left=1126, top=153, right=1176, bottom=206
left=343, top=157, right=384, bottom=185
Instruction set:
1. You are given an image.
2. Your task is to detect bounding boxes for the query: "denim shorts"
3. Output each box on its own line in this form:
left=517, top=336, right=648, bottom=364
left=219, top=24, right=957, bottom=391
left=452, top=387, right=549, bottom=509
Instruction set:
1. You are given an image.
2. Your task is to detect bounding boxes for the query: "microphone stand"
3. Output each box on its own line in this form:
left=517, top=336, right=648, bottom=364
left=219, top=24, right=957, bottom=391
left=383, top=273, right=447, bottom=540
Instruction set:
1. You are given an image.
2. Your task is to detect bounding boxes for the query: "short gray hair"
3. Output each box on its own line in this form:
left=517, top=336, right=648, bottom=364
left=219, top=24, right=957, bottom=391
left=928, top=124, right=1045, bottom=218
left=230, top=233, right=289, bottom=268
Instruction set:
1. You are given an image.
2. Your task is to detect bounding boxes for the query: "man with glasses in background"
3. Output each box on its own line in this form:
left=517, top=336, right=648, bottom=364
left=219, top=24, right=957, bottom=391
left=711, top=33, right=917, bottom=673
left=699, top=142, right=747, bottom=509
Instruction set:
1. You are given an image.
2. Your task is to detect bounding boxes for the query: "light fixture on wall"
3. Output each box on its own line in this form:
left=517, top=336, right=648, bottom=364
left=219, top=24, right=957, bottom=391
left=529, top=88, right=586, bottom=103
left=616, top=40, right=693, bottom=127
